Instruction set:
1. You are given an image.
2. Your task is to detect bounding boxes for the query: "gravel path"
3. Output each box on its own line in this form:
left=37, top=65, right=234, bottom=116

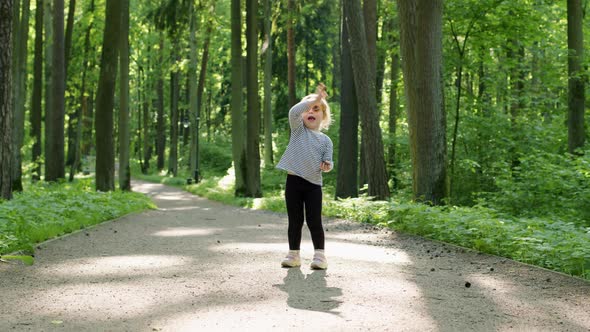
left=1, top=180, right=589, bottom=332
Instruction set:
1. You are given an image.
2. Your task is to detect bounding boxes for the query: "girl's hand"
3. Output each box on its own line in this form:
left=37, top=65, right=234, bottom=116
left=316, top=83, right=328, bottom=100
left=320, top=161, right=332, bottom=172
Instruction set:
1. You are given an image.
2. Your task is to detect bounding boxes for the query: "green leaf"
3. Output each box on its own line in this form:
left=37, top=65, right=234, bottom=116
left=1, top=255, right=34, bottom=266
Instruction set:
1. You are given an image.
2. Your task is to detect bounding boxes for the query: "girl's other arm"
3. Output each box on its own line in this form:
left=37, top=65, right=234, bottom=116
left=321, top=137, right=334, bottom=172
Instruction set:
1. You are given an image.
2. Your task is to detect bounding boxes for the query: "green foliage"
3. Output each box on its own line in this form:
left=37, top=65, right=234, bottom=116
left=479, top=149, right=590, bottom=225
left=0, top=179, right=155, bottom=256
left=199, top=140, right=233, bottom=176
left=0, top=255, right=34, bottom=266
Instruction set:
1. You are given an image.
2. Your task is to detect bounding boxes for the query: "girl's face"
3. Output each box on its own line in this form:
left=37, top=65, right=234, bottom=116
left=302, top=104, right=324, bottom=130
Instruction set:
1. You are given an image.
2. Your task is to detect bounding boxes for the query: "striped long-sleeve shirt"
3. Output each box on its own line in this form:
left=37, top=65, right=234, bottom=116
left=276, top=98, right=334, bottom=186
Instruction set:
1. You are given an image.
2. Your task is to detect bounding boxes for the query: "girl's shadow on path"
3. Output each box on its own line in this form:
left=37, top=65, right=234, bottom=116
left=274, top=268, right=343, bottom=315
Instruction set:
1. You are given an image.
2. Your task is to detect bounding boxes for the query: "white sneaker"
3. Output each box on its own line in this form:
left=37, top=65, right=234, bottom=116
left=310, top=250, right=328, bottom=270
left=281, top=250, right=301, bottom=267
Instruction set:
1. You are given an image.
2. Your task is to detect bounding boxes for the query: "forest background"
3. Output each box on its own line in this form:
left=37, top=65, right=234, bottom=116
left=0, top=0, right=589, bottom=280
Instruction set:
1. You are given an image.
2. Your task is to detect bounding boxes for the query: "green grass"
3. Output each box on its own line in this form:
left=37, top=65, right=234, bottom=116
left=0, top=178, right=155, bottom=256
left=134, top=165, right=590, bottom=281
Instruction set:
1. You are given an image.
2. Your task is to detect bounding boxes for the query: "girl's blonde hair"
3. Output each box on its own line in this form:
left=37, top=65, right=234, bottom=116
left=306, top=93, right=332, bottom=130
left=319, top=98, right=331, bottom=130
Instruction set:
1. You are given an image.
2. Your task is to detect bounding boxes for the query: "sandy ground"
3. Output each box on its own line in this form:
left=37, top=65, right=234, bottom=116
left=1, top=180, right=589, bottom=332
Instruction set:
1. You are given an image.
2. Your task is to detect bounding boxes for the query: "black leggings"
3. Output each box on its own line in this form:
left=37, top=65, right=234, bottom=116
left=285, top=174, right=325, bottom=250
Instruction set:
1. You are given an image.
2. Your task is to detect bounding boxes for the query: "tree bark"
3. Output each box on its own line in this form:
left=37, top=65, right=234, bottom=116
left=246, top=0, right=261, bottom=197
left=358, top=0, right=377, bottom=191
left=168, top=48, right=179, bottom=176
left=397, top=0, right=447, bottom=205
left=43, top=0, right=52, bottom=177
left=343, top=0, right=390, bottom=200
left=95, top=0, right=121, bottom=191
left=188, top=1, right=199, bottom=181
left=69, top=0, right=94, bottom=181
left=118, top=0, right=130, bottom=190
left=31, top=0, right=43, bottom=181
left=45, top=0, right=65, bottom=182
left=567, top=0, right=586, bottom=154
left=156, top=34, right=166, bottom=171
left=64, top=0, right=75, bottom=75
left=336, top=7, right=359, bottom=199
left=388, top=52, right=400, bottom=190
left=287, top=0, right=296, bottom=108
left=195, top=6, right=215, bottom=178
left=0, top=0, right=14, bottom=200
left=231, top=0, right=247, bottom=196
left=12, top=0, right=30, bottom=192
left=263, top=0, right=273, bottom=167
left=363, top=0, right=377, bottom=87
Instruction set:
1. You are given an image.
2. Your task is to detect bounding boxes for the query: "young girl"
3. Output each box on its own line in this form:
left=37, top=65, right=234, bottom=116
left=276, top=83, right=333, bottom=270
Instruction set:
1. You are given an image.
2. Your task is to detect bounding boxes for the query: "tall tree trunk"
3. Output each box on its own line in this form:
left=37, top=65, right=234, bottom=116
left=168, top=47, right=179, bottom=176
left=43, top=0, right=52, bottom=178
left=64, top=0, right=75, bottom=74
left=263, top=0, right=273, bottom=167
left=188, top=1, right=199, bottom=182
left=343, top=0, right=390, bottom=200
left=245, top=0, right=261, bottom=197
left=136, top=68, right=143, bottom=164
left=0, top=0, right=14, bottom=200
left=64, top=0, right=76, bottom=168
left=363, top=0, right=377, bottom=88
left=398, top=0, right=447, bottom=205
left=194, top=6, right=215, bottom=179
left=12, top=0, right=30, bottom=192
left=231, top=0, right=246, bottom=196
left=156, top=34, right=166, bottom=171
left=45, top=0, right=65, bottom=182
left=382, top=15, right=399, bottom=189
left=142, top=75, right=151, bottom=174
left=82, top=91, right=94, bottom=155
left=336, top=7, right=359, bottom=199
left=358, top=0, right=377, bottom=190
left=388, top=51, right=400, bottom=190
left=287, top=0, right=296, bottom=108
left=31, top=0, right=43, bottom=181
left=95, top=0, right=121, bottom=191
left=69, top=0, right=94, bottom=181
left=332, top=0, right=342, bottom=101
left=376, top=14, right=389, bottom=106
left=118, top=0, right=130, bottom=190
left=567, top=0, right=586, bottom=154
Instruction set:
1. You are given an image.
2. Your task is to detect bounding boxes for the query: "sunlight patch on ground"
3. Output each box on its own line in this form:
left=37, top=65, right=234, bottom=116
left=153, top=227, right=222, bottom=237
left=158, top=206, right=210, bottom=211
left=470, top=272, right=590, bottom=328
left=212, top=241, right=411, bottom=265
left=252, top=198, right=265, bottom=209
left=153, top=191, right=192, bottom=201
left=43, top=255, right=190, bottom=277
left=151, top=299, right=345, bottom=331
left=29, top=281, right=192, bottom=321
left=469, top=272, right=518, bottom=295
